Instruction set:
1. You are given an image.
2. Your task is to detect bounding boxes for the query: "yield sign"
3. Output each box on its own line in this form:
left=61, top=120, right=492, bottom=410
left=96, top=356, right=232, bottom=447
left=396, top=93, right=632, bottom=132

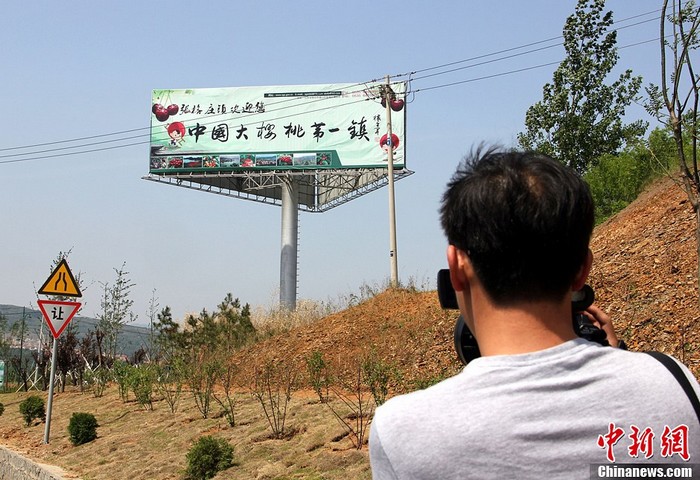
left=37, top=300, right=81, bottom=339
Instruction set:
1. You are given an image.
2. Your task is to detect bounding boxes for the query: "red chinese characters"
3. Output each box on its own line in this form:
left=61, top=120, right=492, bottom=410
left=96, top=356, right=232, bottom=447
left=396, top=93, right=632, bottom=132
left=597, top=423, right=690, bottom=462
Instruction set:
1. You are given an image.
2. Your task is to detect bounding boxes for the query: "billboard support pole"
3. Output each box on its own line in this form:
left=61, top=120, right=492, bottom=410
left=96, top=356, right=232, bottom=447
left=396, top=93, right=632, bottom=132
left=384, top=75, right=399, bottom=288
left=280, top=177, right=299, bottom=310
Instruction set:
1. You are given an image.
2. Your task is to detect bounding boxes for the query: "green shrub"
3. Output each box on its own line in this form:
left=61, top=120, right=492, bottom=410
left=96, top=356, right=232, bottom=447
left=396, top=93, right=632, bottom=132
left=362, top=354, right=398, bottom=406
left=113, top=360, right=133, bottom=402
left=19, top=395, right=45, bottom=426
left=306, top=350, right=331, bottom=403
left=0, top=402, right=4, bottom=416
left=85, top=367, right=109, bottom=397
left=131, top=365, right=155, bottom=410
left=185, top=435, right=234, bottom=480
left=68, top=412, right=99, bottom=446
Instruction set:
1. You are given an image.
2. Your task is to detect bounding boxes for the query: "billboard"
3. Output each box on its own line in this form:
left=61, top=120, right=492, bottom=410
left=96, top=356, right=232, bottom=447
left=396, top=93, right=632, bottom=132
left=149, top=82, right=406, bottom=173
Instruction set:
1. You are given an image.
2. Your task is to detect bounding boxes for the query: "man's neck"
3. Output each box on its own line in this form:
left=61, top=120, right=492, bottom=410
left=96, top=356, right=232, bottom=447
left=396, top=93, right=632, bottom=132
left=471, top=297, right=578, bottom=356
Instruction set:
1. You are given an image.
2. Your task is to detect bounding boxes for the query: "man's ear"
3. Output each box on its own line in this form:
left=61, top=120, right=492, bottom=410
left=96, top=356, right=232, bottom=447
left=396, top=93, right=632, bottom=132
left=447, top=245, right=469, bottom=292
left=572, top=249, right=593, bottom=292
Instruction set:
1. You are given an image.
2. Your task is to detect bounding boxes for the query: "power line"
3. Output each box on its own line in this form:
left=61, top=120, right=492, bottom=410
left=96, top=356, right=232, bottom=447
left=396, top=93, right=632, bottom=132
left=0, top=9, right=662, bottom=165
left=395, top=9, right=658, bottom=79
left=409, top=37, right=660, bottom=95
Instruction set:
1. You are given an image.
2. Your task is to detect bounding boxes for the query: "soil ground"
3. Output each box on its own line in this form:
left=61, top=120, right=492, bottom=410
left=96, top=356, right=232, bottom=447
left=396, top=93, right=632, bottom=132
left=1, top=176, right=699, bottom=479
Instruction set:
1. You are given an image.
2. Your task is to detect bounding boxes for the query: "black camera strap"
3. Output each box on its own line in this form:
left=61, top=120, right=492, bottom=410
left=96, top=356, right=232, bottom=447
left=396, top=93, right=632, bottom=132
left=646, top=351, right=700, bottom=426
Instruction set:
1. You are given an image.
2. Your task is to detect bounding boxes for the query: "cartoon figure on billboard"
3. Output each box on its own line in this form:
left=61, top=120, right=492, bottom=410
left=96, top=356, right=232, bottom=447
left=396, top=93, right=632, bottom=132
left=378, top=133, right=403, bottom=164
left=379, top=133, right=399, bottom=153
left=166, top=122, right=186, bottom=148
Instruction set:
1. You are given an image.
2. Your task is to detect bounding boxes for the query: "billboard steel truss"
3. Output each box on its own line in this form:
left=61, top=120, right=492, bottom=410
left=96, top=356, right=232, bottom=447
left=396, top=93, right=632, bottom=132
left=142, top=167, right=414, bottom=212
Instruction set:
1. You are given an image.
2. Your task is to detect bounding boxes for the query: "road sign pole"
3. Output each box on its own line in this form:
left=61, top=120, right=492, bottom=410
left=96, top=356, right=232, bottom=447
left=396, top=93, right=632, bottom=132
left=43, top=336, right=58, bottom=444
left=38, top=258, right=82, bottom=445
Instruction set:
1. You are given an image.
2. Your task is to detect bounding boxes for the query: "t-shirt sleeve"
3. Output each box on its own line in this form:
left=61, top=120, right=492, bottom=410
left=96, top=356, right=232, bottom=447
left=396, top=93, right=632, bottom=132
left=369, top=418, right=400, bottom=480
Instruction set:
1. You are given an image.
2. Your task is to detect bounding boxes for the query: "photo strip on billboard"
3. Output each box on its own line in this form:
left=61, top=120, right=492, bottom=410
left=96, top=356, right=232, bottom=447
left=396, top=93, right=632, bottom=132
left=149, top=82, right=406, bottom=173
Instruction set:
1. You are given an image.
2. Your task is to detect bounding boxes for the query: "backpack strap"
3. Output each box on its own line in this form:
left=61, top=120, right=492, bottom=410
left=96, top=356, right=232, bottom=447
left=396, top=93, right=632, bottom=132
left=646, top=351, right=700, bottom=426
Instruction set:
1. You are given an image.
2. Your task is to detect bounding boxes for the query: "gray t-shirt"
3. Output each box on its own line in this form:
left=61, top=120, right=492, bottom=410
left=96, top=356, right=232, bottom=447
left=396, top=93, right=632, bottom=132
left=370, top=339, right=700, bottom=479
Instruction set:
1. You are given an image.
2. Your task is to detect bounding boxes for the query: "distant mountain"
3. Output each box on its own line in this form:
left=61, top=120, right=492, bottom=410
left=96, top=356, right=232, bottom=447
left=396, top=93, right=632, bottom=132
left=0, top=304, right=152, bottom=358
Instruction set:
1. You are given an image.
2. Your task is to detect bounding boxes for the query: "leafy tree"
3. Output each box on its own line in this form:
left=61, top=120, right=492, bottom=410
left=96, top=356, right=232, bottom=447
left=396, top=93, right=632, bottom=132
left=518, top=0, right=646, bottom=173
left=151, top=306, right=186, bottom=413
left=154, top=359, right=184, bottom=414
left=181, top=308, right=220, bottom=419
left=216, top=294, right=255, bottom=351
left=152, top=306, right=183, bottom=362
left=645, top=0, right=700, bottom=292
left=585, top=127, right=677, bottom=222
left=131, top=364, right=156, bottom=410
left=97, top=262, right=137, bottom=365
left=113, top=359, right=133, bottom=402
left=179, top=295, right=255, bottom=419
left=306, top=350, right=331, bottom=403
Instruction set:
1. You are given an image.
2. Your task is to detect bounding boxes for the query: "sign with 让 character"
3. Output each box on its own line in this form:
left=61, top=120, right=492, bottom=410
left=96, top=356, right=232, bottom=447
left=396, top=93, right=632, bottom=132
left=37, top=300, right=81, bottom=339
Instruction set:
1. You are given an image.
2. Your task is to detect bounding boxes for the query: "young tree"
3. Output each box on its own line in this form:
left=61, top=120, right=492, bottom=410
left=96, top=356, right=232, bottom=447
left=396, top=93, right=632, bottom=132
left=152, top=306, right=183, bottom=363
left=77, top=329, right=100, bottom=392
left=179, top=295, right=255, bottom=420
left=97, top=262, right=137, bottom=365
left=518, top=0, right=646, bottom=173
left=217, top=293, right=255, bottom=351
left=146, top=289, right=159, bottom=362
left=55, top=323, right=80, bottom=392
left=0, top=313, right=12, bottom=367
left=645, top=0, right=700, bottom=291
left=9, top=311, right=31, bottom=391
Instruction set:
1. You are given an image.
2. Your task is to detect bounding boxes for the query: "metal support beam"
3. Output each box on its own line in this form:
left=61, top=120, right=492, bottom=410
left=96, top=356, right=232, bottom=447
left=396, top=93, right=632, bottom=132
left=280, top=177, right=299, bottom=310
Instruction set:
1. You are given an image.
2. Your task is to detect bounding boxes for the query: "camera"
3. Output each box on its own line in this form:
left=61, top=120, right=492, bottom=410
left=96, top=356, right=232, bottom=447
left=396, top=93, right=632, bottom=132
left=437, top=269, right=609, bottom=364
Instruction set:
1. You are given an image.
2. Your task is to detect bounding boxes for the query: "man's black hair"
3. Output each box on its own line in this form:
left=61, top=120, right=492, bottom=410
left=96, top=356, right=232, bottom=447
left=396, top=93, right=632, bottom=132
left=440, top=146, right=595, bottom=304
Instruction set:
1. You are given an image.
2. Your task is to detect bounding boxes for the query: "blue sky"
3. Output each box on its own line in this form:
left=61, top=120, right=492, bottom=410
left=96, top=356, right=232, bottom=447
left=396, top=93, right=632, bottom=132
left=0, top=1, right=664, bottom=325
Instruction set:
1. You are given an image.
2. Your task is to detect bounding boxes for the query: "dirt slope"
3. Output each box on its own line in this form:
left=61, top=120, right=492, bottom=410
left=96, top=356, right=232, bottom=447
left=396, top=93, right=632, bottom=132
left=589, top=176, right=700, bottom=375
left=239, top=175, right=700, bottom=380
left=1, top=175, right=699, bottom=480
left=235, top=288, right=463, bottom=389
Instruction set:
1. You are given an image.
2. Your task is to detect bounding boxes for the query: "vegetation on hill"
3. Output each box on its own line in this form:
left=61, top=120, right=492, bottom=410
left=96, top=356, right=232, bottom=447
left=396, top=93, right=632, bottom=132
left=0, top=175, right=698, bottom=479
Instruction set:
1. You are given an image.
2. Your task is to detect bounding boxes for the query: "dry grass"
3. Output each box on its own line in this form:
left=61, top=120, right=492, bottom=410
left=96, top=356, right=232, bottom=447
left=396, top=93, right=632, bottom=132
left=251, top=299, right=333, bottom=339
left=3, top=176, right=698, bottom=479
left=0, top=385, right=372, bottom=480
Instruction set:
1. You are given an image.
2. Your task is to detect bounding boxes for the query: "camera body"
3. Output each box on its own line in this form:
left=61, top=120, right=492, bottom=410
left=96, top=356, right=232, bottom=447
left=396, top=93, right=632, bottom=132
left=437, top=269, right=609, bottom=364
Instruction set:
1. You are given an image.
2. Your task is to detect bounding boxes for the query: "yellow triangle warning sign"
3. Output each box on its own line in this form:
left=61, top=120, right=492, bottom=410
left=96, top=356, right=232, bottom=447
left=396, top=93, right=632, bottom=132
left=38, top=259, right=82, bottom=297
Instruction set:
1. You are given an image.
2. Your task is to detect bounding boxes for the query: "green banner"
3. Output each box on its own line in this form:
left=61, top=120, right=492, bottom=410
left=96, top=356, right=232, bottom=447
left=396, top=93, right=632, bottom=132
left=149, top=81, right=406, bottom=173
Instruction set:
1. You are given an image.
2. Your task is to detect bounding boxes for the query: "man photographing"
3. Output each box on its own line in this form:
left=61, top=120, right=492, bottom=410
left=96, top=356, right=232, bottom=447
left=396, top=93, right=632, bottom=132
left=369, top=147, right=700, bottom=479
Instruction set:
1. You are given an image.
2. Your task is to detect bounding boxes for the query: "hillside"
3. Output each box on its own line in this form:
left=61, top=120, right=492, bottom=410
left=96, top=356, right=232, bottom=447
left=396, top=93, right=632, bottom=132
left=1, top=176, right=699, bottom=480
left=234, top=175, right=700, bottom=380
left=589, top=176, right=700, bottom=375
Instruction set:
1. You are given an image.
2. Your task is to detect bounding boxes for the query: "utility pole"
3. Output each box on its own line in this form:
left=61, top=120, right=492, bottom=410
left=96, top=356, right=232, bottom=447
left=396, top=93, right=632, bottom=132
left=18, top=308, right=26, bottom=391
left=384, top=75, right=399, bottom=287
